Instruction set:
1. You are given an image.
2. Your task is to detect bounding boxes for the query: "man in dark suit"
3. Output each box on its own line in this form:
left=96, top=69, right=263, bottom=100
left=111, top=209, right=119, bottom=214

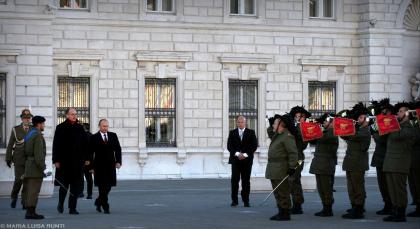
left=52, top=108, right=88, bottom=215
left=227, top=116, right=258, bottom=207
left=86, top=119, right=122, bottom=214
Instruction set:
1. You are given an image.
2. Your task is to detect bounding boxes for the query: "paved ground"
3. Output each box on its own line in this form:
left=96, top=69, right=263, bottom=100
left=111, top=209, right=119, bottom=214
left=0, top=177, right=419, bottom=229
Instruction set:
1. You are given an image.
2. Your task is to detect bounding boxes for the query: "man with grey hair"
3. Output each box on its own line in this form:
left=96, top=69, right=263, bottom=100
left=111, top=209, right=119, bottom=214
left=227, top=116, right=258, bottom=207
left=53, top=107, right=88, bottom=215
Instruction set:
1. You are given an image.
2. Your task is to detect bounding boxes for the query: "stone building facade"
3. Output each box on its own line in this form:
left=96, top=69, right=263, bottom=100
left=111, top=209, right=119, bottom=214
left=0, top=0, right=419, bottom=189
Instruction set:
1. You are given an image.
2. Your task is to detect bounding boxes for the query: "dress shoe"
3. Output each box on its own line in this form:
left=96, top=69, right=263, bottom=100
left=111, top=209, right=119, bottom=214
left=69, top=209, right=79, bottom=215
left=86, top=195, right=92, bottom=199
left=244, top=202, right=250, bottom=207
left=230, top=202, right=238, bottom=207
left=11, top=198, right=17, bottom=208
left=95, top=199, right=102, bottom=212
left=57, top=204, right=64, bottom=213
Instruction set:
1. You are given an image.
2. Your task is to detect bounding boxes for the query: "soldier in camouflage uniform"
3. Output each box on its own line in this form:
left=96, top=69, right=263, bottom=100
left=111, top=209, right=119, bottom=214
left=5, top=109, right=33, bottom=209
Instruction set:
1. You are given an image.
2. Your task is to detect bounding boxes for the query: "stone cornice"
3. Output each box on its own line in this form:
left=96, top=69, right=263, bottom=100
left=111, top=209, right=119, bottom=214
left=53, top=50, right=104, bottom=60
left=299, top=57, right=349, bottom=66
left=136, top=51, right=192, bottom=62
left=219, top=54, right=272, bottom=64
left=0, top=49, right=21, bottom=56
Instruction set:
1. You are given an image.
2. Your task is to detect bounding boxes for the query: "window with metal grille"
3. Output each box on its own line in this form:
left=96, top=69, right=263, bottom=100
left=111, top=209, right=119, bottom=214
left=59, top=0, right=88, bottom=9
left=145, top=78, right=176, bottom=147
left=147, top=0, right=174, bottom=12
left=230, top=0, right=256, bottom=15
left=57, top=77, right=90, bottom=125
left=308, top=81, right=336, bottom=118
left=0, top=74, right=6, bottom=148
left=229, top=80, right=258, bottom=134
left=309, top=0, right=334, bottom=18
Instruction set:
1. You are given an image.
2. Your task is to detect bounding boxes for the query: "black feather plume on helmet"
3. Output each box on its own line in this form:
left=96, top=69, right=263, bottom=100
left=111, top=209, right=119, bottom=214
left=349, top=102, right=370, bottom=120
left=289, top=105, right=312, bottom=119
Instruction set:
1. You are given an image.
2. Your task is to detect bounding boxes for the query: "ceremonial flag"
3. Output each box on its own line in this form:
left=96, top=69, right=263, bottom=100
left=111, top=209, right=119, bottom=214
left=376, top=114, right=400, bottom=136
left=333, top=118, right=355, bottom=136
left=300, top=122, right=323, bottom=141
left=416, top=109, right=420, bottom=122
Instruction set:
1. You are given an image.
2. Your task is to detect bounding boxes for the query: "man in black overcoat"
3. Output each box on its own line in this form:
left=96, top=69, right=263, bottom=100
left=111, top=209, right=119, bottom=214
left=87, top=119, right=122, bottom=214
left=227, top=116, right=258, bottom=207
left=52, top=108, right=88, bottom=214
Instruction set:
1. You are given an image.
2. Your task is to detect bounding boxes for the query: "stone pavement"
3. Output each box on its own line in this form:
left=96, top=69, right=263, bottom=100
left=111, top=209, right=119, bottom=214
left=0, top=177, right=419, bottom=229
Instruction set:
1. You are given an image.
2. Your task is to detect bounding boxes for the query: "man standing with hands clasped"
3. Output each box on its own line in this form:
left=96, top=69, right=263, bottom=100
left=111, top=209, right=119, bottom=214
left=227, top=116, right=258, bottom=207
left=86, top=119, right=122, bottom=214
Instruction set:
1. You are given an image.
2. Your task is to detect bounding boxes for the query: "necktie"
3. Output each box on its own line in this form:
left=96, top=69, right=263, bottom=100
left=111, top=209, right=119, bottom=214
left=103, top=134, right=108, bottom=143
left=240, top=130, right=243, bottom=140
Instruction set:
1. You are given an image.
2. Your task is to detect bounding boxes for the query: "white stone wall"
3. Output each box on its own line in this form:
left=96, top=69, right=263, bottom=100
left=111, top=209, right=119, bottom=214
left=0, top=0, right=419, bottom=185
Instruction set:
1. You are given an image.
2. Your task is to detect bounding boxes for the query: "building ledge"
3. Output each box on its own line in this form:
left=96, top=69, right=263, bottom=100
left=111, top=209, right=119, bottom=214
left=136, top=51, right=192, bottom=62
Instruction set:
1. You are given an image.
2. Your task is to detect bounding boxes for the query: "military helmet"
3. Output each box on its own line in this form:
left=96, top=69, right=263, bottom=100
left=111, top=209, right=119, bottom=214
left=20, top=108, right=33, bottom=119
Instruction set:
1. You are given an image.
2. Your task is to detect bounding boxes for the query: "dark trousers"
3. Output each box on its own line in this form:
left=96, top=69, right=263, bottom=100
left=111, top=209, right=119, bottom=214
left=11, top=163, right=26, bottom=204
left=376, top=167, right=391, bottom=206
left=271, top=179, right=291, bottom=209
left=290, top=161, right=304, bottom=205
left=81, top=168, right=93, bottom=196
left=231, top=162, right=252, bottom=203
left=316, top=174, right=334, bottom=206
left=386, top=172, right=408, bottom=208
left=346, top=171, right=366, bottom=206
left=97, top=185, right=112, bottom=209
left=409, top=166, right=420, bottom=204
left=24, top=178, right=42, bottom=208
left=58, top=180, right=81, bottom=210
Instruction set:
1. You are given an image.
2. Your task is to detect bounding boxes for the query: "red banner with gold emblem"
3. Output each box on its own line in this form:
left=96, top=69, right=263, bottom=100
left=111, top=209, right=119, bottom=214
left=376, top=114, right=400, bottom=136
left=299, top=122, right=323, bottom=141
left=416, top=109, right=420, bottom=122
left=333, top=118, right=355, bottom=136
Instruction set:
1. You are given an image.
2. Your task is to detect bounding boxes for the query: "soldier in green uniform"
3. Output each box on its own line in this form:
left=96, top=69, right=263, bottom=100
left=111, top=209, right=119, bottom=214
left=370, top=98, right=393, bottom=215
left=288, top=106, right=310, bottom=214
left=23, top=116, right=47, bottom=219
left=407, top=101, right=420, bottom=217
left=309, top=113, right=339, bottom=217
left=341, top=102, right=371, bottom=219
left=265, top=114, right=298, bottom=221
left=383, top=102, right=415, bottom=222
left=5, top=109, right=33, bottom=209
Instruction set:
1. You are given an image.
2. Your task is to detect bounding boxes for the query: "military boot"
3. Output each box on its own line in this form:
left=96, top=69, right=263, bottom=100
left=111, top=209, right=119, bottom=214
left=376, top=202, right=392, bottom=215
left=270, top=207, right=282, bottom=220
left=25, top=207, right=44, bottom=220
left=383, top=207, right=397, bottom=222
left=391, top=208, right=406, bottom=222
left=315, top=205, right=333, bottom=217
left=342, top=205, right=364, bottom=219
left=291, top=203, right=303, bottom=214
left=271, top=208, right=291, bottom=221
left=407, top=204, right=420, bottom=217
